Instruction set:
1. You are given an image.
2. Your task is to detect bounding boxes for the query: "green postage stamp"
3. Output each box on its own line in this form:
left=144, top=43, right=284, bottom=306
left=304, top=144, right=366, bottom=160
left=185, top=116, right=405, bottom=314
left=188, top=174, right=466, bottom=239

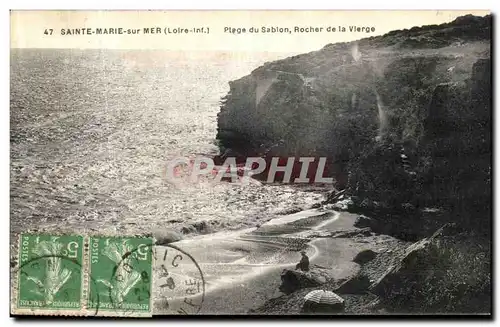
left=13, top=234, right=85, bottom=315
left=88, top=236, right=154, bottom=316
left=12, top=233, right=154, bottom=317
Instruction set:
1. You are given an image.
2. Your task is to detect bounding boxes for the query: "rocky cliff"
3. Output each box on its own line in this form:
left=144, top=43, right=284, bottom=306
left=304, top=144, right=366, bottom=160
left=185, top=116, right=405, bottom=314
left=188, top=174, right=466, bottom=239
left=217, top=14, right=491, bottom=237
left=217, top=14, right=490, bottom=158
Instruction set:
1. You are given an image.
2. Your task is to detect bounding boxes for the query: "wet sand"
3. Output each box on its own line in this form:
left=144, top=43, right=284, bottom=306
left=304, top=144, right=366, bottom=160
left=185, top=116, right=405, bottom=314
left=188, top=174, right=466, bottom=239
left=153, top=209, right=393, bottom=314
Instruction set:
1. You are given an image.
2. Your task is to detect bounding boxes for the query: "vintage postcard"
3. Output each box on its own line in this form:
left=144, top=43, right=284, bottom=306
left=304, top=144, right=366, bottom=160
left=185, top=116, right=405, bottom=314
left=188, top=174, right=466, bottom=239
left=10, top=10, right=491, bottom=317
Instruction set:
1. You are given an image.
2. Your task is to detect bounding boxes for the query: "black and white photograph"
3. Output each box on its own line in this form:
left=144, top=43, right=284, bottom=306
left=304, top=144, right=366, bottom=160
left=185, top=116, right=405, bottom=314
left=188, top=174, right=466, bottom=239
left=9, top=10, right=492, bottom=317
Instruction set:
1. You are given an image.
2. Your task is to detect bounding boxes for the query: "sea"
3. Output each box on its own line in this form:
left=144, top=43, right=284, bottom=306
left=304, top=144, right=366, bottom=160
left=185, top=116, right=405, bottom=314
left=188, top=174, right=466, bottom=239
left=10, top=49, right=327, bottom=239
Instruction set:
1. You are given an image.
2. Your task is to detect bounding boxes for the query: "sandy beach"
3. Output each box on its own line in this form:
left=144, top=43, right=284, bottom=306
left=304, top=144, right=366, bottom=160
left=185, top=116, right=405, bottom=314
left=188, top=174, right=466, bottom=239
left=153, top=209, right=404, bottom=314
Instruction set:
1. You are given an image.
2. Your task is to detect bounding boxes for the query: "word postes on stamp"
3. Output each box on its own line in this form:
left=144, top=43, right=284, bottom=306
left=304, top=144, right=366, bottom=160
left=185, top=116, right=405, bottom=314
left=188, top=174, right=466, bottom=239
left=88, top=236, right=154, bottom=317
left=12, top=233, right=205, bottom=317
left=14, top=234, right=85, bottom=315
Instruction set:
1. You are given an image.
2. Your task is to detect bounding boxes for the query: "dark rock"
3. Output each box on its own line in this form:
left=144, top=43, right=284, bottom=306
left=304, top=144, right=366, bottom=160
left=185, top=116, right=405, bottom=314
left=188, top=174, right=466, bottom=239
left=472, top=58, right=491, bottom=84
left=335, top=275, right=372, bottom=295
left=347, top=197, right=392, bottom=217
left=166, top=219, right=183, bottom=224
left=353, top=249, right=377, bottom=265
left=324, top=189, right=347, bottom=204
left=370, top=225, right=446, bottom=297
left=368, top=223, right=491, bottom=313
left=276, top=206, right=304, bottom=215
left=332, top=228, right=371, bottom=238
left=401, top=203, right=416, bottom=213
left=279, top=268, right=332, bottom=294
left=354, top=215, right=378, bottom=230
left=360, top=198, right=375, bottom=209
left=192, top=220, right=207, bottom=230
left=191, top=220, right=212, bottom=234
left=180, top=226, right=196, bottom=235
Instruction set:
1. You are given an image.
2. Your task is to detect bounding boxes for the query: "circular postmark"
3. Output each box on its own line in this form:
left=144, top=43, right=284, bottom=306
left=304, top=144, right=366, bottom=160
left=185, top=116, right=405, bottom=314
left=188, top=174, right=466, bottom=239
left=109, top=241, right=205, bottom=316
left=105, top=242, right=154, bottom=317
left=152, top=243, right=206, bottom=315
left=15, top=255, right=100, bottom=316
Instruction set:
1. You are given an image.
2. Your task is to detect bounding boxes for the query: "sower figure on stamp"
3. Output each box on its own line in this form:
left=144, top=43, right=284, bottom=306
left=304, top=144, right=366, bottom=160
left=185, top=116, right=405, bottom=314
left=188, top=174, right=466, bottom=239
left=295, top=250, right=309, bottom=272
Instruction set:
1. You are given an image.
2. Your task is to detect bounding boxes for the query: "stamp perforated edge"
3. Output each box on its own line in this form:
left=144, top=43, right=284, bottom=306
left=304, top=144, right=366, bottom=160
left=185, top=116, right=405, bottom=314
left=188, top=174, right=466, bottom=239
left=10, top=232, right=90, bottom=317
left=151, top=237, right=156, bottom=316
left=87, top=235, right=155, bottom=318
left=10, top=232, right=156, bottom=317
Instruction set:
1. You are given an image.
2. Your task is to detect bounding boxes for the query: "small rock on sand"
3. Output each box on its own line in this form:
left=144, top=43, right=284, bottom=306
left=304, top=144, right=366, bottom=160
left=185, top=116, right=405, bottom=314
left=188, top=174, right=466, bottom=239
left=153, top=229, right=183, bottom=245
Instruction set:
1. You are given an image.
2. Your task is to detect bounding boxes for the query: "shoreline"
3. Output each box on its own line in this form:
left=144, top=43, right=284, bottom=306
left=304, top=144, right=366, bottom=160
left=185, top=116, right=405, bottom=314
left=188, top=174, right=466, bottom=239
left=153, top=208, right=404, bottom=314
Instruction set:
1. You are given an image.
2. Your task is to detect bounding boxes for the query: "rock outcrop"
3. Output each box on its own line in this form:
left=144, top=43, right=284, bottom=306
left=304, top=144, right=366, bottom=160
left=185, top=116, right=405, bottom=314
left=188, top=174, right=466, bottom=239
left=335, top=275, right=372, bottom=295
left=369, top=224, right=491, bottom=313
left=279, top=267, right=334, bottom=294
left=369, top=225, right=448, bottom=297
left=217, top=15, right=491, bottom=238
left=217, top=15, right=490, bottom=166
left=353, top=215, right=379, bottom=231
left=218, top=15, right=491, bottom=314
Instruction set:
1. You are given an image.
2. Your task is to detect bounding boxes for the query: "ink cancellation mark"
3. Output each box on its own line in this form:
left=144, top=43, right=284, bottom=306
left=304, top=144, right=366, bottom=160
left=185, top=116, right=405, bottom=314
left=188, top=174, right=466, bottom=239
left=88, top=236, right=154, bottom=317
left=14, top=234, right=85, bottom=315
left=154, top=243, right=205, bottom=315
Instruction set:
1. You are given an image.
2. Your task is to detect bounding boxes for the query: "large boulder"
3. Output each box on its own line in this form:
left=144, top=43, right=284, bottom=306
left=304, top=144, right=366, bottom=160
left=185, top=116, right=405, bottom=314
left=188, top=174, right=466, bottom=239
left=370, top=224, right=451, bottom=296
left=369, top=223, right=491, bottom=313
left=335, top=275, right=372, bottom=295
left=353, top=249, right=377, bottom=265
left=279, top=267, right=333, bottom=294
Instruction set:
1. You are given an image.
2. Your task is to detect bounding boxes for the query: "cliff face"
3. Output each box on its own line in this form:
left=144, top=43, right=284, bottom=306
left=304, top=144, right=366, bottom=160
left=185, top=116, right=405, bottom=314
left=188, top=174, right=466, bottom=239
left=346, top=56, right=491, bottom=238
left=217, top=14, right=491, bottom=235
left=217, top=14, right=490, bottom=155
